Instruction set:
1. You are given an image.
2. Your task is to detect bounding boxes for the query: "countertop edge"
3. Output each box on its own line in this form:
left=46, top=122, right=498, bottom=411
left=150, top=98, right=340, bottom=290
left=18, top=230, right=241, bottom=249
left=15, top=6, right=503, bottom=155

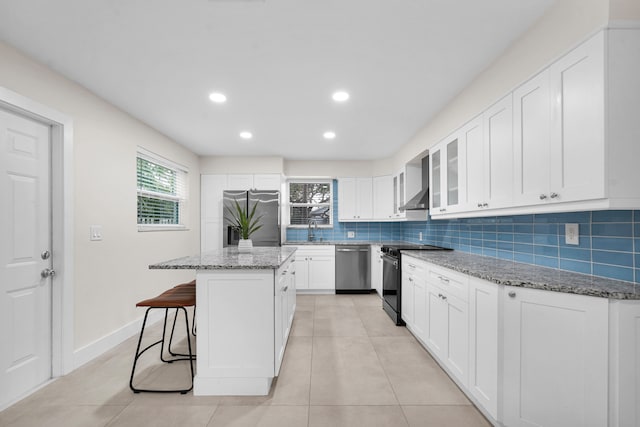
left=402, top=250, right=640, bottom=300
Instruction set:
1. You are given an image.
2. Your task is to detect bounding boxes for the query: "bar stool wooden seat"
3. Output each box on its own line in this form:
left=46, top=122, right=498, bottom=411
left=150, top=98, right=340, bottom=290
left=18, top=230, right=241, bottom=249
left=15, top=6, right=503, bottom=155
left=129, top=287, right=196, bottom=394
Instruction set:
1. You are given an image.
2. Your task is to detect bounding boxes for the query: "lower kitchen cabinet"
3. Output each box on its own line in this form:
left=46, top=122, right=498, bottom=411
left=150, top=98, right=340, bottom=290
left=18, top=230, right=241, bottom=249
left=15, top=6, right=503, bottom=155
left=503, top=286, right=609, bottom=427
left=292, top=245, right=335, bottom=292
left=424, top=265, right=469, bottom=387
left=274, top=260, right=296, bottom=375
left=400, top=254, right=640, bottom=426
left=468, top=277, right=499, bottom=420
left=370, top=244, right=383, bottom=296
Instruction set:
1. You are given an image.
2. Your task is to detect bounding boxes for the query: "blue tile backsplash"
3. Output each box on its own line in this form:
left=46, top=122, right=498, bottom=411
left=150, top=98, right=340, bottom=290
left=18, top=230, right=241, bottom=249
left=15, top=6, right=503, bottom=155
left=287, top=180, right=640, bottom=284
left=404, top=210, right=640, bottom=284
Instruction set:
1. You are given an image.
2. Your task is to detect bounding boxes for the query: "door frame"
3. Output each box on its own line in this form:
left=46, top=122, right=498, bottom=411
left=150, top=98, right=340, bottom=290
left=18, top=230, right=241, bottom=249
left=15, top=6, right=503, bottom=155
left=0, top=87, right=74, bottom=377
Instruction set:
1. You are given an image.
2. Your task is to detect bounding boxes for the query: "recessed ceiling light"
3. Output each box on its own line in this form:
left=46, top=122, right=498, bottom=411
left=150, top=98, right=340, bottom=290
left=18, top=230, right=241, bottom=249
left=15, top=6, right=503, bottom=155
left=323, top=131, right=336, bottom=140
left=209, top=92, right=227, bottom=103
left=239, top=131, right=253, bottom=140
left=332, top=91, right=350, bottom=102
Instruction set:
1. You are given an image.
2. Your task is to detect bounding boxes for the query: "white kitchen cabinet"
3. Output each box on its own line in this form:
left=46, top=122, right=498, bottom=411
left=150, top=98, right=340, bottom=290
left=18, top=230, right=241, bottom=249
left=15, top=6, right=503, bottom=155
left=429, top=131, right=464, bottom=215
left=401, top=257, right=428, bottom=341
left=432, top=29, right=640, bottom=218
left=337, top=177, right=373, bottom=221
left=226, top=174, right=254, bottom=190
left=503, top=286, right=608, bottom=427
left=514, top=32, right=605, bottom=207
left=392, top=164, right=422, bottom=219
left=253, top=174, right=282, bottom=190
left=274, top=260, right=296, bottom=375
left=372, top=175, right=394, bottom=220
left=548, top=31, right=605, bottom=204
left=513, top=69, right=552, bottom=206
left=292, top=245, right=335, bottom=292
left=424, top=265, right=469, bottom=387
left=459, top=116, right=484, bottom=212
left=370, top=244, right=383, bottom=296
left=226, top=173, right=281, bottom=190
left=201, top=174, right=228, bottom=252
left=482, top=94, right=513, bottom=210
left=468, top=277, right=499, bottom=420
left=609, top=301, right=640, bottom=427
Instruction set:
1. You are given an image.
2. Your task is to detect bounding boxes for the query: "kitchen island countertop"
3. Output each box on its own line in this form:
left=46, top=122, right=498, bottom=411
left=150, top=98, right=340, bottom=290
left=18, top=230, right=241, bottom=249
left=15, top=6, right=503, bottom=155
left=403, top=250, right=640, bottom=300
left=149, top=246, right=297, bottom=270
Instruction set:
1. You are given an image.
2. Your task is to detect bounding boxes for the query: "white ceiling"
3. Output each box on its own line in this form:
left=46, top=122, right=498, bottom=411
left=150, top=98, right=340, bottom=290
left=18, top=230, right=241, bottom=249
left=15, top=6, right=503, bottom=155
left=0, top=0, right=556, bottom=160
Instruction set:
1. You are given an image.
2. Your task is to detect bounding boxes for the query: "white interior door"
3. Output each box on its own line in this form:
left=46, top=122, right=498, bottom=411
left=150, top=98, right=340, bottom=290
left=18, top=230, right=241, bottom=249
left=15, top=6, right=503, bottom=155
left=0, top=108, right=52, bottom=407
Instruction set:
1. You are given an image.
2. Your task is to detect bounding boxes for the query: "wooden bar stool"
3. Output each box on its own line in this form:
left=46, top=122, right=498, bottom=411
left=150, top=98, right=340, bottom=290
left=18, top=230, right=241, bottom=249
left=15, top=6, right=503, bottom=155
left=129, top=288, right=195, bottom=394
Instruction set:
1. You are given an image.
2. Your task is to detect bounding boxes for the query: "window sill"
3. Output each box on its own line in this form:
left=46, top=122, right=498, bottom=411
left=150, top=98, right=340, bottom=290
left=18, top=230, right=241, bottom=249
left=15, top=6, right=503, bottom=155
left=138, top=225, right=189, bottom=232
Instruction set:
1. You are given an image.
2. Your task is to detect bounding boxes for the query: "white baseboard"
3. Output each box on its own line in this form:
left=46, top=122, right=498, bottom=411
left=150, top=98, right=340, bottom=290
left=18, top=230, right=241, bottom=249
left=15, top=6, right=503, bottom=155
left=72, top=310, right=165, bottom=370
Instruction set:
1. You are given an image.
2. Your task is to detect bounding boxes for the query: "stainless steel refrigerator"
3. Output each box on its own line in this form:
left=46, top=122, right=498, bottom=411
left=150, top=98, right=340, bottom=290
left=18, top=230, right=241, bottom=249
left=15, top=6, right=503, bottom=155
left=222, top=190, right=281, bottom=247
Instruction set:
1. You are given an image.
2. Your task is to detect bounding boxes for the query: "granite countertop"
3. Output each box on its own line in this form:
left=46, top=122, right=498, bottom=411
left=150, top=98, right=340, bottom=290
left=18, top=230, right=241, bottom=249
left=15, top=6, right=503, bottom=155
left=149, top=247, right=297, bottom=270
left=402, top=250, right=640, bottom=300
left=283, top=240, right=407, bottom=246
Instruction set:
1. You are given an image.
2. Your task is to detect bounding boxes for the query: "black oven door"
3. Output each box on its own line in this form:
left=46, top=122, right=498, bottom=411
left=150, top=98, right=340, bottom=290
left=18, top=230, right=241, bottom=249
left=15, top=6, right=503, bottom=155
left=381, top=254, right=400, bottom=315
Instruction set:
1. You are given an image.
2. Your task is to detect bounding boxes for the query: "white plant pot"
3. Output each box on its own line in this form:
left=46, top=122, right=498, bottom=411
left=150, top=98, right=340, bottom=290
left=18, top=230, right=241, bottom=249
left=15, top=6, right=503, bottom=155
left=238, top=238, right=253, bottom=253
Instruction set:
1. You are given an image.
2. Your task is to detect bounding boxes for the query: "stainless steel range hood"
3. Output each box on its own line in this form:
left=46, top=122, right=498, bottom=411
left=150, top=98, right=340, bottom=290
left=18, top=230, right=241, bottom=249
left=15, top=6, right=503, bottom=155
left=399, top=155, right=429, bottom=211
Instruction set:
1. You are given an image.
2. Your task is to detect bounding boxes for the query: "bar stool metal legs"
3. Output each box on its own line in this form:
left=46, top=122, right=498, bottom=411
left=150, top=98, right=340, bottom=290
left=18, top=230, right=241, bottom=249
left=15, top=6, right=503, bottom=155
left=129, top=305, right=195, bottom=394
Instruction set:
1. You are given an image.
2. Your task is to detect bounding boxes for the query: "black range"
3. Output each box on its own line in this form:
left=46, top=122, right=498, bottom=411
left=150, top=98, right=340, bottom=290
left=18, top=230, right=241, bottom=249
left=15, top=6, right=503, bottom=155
left=381, top=243, right=452, bottom=325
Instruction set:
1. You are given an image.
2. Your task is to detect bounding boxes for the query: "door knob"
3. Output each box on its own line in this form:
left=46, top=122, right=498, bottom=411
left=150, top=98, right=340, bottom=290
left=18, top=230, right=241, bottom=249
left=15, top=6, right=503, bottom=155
left=41, top=268, right=56, bottom=278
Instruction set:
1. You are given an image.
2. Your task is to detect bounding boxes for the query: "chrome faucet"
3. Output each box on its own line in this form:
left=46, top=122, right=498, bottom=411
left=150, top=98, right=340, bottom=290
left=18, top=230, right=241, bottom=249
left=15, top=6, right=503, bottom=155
left=308, top=219, right=317, bottom=242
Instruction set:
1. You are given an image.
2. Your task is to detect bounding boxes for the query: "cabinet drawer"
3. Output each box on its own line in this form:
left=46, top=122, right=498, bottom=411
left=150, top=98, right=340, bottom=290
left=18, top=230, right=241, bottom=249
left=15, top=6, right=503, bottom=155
left=402, top=257, right=426, bottom=276
left=427, top=265, right=469, bottom=302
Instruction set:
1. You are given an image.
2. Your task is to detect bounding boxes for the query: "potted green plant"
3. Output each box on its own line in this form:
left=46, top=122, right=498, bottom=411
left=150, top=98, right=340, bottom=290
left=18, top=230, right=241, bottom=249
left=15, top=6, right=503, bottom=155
left=224, top=199, right=263, bottom=252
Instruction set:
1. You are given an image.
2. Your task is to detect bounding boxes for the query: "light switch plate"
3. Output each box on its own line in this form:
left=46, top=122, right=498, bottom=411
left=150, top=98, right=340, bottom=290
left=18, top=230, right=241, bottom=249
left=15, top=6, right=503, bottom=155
left=347, top=231, right=355, bottom=238
left=419, top=232, right=423, bottom=241
left=565, top=223, right=579, bottom=245
left=90, top=225, right=103, bottom=241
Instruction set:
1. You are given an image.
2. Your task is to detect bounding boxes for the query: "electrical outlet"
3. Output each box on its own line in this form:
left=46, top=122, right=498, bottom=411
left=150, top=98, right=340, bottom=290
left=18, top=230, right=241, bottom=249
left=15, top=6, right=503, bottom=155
left=419, top=232, right=423, bottom=241
left=347, top=231, right=355, bottom=238
left=565, top=223, right=579, bottom=245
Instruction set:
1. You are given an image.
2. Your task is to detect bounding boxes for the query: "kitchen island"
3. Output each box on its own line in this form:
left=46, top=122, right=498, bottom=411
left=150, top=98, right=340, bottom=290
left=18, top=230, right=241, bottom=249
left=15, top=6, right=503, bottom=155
left=150, top=246, right=297, bottom=396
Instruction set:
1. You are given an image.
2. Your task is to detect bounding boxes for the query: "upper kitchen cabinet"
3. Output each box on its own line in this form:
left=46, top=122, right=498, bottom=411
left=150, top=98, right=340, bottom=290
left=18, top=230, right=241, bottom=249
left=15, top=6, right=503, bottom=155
left=393, top=163, right=428, bottom=221
left=373, top=175, right=394, bottom=220
left=482, top=95, right=514, bottom=211
left=432, top=29, right=640, bottom=218
left=431, top=96, right=512, bottom=218
left=338, top=177, right=373, bottom=221
left=514, top=32, right=605, bottom=207
left=201, top=174, right=227, bottom=252
left=226, top=174, right=282, bottom=191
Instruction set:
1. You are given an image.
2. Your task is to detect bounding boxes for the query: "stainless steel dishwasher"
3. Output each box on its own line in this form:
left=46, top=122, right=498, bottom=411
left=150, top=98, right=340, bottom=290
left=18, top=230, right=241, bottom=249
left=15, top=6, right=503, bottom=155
left=335, top=245, right=370, bottom=293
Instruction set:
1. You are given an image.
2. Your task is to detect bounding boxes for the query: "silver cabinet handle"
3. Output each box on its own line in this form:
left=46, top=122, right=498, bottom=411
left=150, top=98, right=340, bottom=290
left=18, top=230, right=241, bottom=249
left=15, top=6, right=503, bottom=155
left=508, top=291, right=516, bottom=298
left=539, top=194, right=547, bottom=200
left=442, top=295, right=447, bottom=300
left=550, top=192, right=558, bottom=199
left=408, top=277, right=413, bottom=282
left=483, top=203, right=488, bottom=208
left=408, top=264, right=416, bottom=268
left=41, top=250, right=51, bottom=260
left=438, top=276, right=449, bottom=283
left=440, top=208, right=446, bottom=212
left=283, top=286, right=288, bottom=292
left=291, top=271, right=296, bottom=276
left=477, top=203, right=483, bottom=208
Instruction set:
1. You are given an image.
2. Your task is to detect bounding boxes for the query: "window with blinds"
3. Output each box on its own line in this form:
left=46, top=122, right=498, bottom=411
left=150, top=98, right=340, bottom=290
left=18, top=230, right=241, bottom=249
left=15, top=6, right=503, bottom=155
left=288, top=180, right=332, bottom=226
left=137, top=149, right=188, bottom=230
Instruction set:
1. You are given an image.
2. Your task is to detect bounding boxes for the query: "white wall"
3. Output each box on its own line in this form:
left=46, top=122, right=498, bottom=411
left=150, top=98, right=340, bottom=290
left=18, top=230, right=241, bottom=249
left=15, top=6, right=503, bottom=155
left=0, top=41, right=200, bottom=351
left=200, top=156, right=284, bottom=174
left=391, top=0, right=610, bottom=169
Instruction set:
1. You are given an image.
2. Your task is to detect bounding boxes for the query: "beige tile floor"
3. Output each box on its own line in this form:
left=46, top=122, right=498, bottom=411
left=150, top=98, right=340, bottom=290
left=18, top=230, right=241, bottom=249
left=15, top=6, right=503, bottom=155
left=0, top=293, right=491, bottom=427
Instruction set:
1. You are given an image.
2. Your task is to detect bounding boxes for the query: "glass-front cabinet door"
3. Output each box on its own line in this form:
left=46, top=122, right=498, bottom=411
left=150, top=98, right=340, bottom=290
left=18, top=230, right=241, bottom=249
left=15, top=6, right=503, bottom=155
left=431, top=149, right=442, bottom=210
left=446, top=139, right=459, bottom=207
